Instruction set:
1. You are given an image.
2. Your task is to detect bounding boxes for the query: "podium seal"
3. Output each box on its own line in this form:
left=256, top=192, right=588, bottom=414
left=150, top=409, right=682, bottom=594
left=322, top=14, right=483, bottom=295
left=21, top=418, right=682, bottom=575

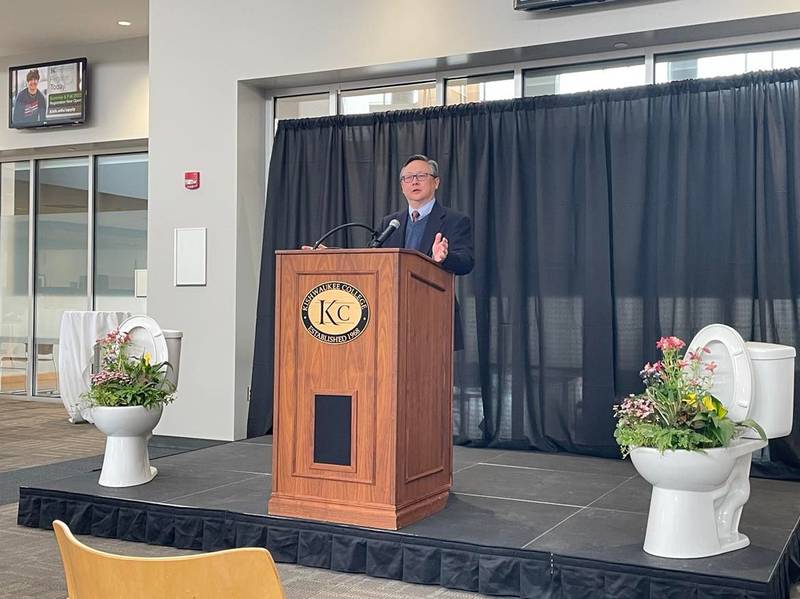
left=301, top=281, right=370, bottom=344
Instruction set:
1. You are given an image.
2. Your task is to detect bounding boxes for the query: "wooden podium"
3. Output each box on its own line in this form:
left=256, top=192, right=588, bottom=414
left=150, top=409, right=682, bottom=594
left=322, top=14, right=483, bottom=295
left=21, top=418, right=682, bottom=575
left=268, top=248, right=454, bottom=530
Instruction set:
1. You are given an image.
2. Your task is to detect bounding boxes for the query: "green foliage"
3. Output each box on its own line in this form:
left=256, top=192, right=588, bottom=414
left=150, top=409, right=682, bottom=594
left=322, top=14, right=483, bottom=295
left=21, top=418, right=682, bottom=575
left=85, top=360, right=175, bottom=408
left=614, top=422, right=720, bottom=455
left=613, top=336, right=766, bottom=456
left=82, top=329, right=176, bottom=409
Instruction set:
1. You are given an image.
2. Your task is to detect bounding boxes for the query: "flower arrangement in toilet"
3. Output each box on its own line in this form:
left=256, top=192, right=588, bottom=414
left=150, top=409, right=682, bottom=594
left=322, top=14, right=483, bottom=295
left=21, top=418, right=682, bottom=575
left=617, top=326, right=794, bottom=558
left=614, top=335, right=765, bottom=456
left=83, top=328, right=175, bottom=409
left=82, top=318, right=182, bottom=488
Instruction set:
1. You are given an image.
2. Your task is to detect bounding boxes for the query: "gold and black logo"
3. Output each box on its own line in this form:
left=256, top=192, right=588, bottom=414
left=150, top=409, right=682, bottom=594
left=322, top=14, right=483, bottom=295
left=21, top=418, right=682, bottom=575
left=301, top=281, right=369, bottom=344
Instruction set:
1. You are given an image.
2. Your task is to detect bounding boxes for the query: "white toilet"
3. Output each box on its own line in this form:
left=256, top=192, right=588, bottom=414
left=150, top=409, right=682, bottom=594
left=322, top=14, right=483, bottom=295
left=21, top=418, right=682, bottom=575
left=92, top=316, right=183, bottom=487
left=630, top=324, right=795, bottom=559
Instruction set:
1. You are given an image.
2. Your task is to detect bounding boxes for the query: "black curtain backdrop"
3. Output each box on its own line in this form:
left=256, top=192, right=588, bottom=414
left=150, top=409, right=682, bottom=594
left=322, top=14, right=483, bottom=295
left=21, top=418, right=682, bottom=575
left=250, top=69, right=800, bottom=476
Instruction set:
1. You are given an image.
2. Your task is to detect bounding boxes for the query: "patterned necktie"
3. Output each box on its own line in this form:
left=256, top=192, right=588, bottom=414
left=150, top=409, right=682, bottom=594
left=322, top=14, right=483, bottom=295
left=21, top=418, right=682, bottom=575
left=411, top=210, right=420, bottom=223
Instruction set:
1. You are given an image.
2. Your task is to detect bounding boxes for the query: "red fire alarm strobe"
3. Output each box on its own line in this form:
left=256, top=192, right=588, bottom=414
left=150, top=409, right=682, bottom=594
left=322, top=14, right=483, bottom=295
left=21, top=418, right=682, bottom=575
left=184, top=171, right=200, bottom=190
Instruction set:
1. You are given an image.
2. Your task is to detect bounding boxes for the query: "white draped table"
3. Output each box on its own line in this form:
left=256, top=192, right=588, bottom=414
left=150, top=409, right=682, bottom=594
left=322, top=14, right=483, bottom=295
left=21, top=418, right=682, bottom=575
left=58, top=311, right=131, bottom=423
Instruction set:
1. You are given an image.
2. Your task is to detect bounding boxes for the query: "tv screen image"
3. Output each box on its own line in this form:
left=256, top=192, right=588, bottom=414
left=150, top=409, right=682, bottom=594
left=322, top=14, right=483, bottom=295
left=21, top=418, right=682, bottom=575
left=8, top=57, right=87, bottom=129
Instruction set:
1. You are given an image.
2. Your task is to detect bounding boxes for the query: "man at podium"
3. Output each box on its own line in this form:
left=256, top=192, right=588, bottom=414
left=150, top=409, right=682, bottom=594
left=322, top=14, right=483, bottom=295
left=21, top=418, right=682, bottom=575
left=274, top=154, right=468, bottom=529
left=377, top=154, right=474, bottom=350
left=303, top=154, right=474, bottom=349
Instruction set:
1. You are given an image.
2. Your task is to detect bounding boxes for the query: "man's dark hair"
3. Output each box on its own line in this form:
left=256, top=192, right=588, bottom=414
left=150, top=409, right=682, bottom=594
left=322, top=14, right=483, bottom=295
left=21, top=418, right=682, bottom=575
left=403, top=154, right=439, bottom=178
left=26, top=69, right=40, bottom=83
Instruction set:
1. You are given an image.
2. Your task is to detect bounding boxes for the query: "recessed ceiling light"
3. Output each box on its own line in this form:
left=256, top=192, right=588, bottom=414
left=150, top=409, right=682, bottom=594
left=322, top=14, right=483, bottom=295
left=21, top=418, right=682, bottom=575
left=118, top=20, right=132, bottom=26
left=613, top=42, right=629, bottom=49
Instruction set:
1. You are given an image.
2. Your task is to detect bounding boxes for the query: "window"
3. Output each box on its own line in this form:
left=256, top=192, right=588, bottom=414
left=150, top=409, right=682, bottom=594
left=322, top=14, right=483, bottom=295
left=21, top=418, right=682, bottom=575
left=274, top=93, right=331, bottom=132
left=656, top=41, right=800, bottom=84
left=523, top=59, right=646, bottom=97
left=94, top=153, right=148, bottom=314
left=0, top=152, right=148, bottom=398
left=35, top=157, right=90, bottom=396
left=446, top=72, right=515, bottom=105
left=340, top=82, right=436, bottom=115
left=0, top=162, right=30, bottom=394
left=265, top=39, right=800, bottom=132
left=275, top=93, right=330, bottom=121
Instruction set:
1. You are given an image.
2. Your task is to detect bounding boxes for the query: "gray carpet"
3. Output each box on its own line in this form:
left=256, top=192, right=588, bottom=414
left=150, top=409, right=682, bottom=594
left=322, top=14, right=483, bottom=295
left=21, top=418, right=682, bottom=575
left=0, top=503, right=486, bottom=598
left=0, top=398, right=480, bottom=597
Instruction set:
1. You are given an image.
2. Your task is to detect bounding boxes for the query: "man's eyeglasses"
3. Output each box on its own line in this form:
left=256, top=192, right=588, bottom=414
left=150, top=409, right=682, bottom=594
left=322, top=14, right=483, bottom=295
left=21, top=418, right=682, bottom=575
left=400, top=172, right=436, bottom=183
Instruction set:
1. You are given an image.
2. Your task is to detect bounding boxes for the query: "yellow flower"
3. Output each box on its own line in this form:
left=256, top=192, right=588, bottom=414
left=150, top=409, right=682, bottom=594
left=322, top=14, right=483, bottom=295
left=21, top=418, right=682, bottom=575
left=702, top=394, right=727, bottom=418
left=687, top=392, right=697, bottom=403
left=143, top=352, right=151, bottom=365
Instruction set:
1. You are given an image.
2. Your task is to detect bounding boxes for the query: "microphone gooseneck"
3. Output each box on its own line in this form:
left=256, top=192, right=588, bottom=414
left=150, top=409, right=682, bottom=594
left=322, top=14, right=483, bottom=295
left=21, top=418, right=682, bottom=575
left=311, top=223, right=379, bottom=249
left=369, top=219, right=401, bottom=248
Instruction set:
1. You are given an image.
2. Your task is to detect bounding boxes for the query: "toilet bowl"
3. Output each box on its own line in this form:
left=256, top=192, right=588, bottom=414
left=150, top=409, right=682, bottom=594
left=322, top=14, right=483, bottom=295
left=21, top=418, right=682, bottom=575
left=93, top=316, right=183, bottom=487
left=92, top=405, right=163, bottom=487
left=631, top=324, right=795, bottom=558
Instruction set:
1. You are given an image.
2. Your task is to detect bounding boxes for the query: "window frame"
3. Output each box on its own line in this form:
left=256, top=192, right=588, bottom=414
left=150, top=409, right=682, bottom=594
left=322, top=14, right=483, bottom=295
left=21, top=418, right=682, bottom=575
left=338, top=79, right=438, bottom=115
left=654, top=37, right=800, bottom=84
left=445, top=71, right=516, bottom=106
left=269, top=32, right=800, bottom=131
left=522, top=56, right=647, bottom=97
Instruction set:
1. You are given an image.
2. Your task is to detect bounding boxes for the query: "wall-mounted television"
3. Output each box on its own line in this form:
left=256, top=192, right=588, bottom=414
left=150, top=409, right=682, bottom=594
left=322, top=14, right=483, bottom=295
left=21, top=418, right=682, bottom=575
left=8, top=57, right=87, bottom=129
left=514, top=0, right=625, bottom=10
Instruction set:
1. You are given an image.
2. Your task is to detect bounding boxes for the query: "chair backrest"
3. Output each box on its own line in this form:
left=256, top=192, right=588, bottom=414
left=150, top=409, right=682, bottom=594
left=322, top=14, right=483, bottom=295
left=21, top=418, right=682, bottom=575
left=0, top=341, right=26, bottom=358
left=52, top=520, right=285, bottom=599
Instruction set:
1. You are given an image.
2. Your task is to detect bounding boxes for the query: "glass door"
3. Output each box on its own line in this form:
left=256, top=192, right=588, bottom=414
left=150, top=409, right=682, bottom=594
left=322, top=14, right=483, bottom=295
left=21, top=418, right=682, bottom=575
left=1, top=151, right=147, bottom=400
left=94, top=153, right=148, bottom=314
left=34, top=157, right=89, bottom=396
left=0, top=162, right=31, bottom=395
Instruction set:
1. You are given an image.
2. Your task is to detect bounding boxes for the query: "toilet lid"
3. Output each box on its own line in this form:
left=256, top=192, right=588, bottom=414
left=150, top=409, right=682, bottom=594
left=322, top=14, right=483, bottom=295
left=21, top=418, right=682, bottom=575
left=118, top=315, right=169, bottom=365
left=685, top=324, right=753, bottom=422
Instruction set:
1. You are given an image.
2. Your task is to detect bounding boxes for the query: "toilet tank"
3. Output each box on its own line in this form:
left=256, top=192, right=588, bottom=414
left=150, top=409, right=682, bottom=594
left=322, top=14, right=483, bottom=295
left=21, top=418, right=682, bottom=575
left=162, top=330, right=183, bottom=390
left=745, top=341, right=796, bottom=439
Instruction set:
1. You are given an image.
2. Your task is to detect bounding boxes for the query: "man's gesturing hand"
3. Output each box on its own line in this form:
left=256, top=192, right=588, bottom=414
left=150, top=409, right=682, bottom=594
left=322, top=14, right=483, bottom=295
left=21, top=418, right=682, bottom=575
left=432, top=232, right=448, bottom=263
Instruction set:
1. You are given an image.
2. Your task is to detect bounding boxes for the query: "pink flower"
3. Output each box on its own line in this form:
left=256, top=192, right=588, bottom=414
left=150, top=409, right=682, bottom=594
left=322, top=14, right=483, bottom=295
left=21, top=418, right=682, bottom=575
left=90, top=369, right=131, bottom=386
left=639, top=361, right=663, bottom=379
left=705, top=361, right=718, bottom=374
left=656, top=336, right=686, bottom=351
left=687, top=349, right=703, bottom=362
left=614, top=394, right=656, bottom=420
left=99, top=328, right=119, bottom=344
left=677, top=359, right=688, bottom=368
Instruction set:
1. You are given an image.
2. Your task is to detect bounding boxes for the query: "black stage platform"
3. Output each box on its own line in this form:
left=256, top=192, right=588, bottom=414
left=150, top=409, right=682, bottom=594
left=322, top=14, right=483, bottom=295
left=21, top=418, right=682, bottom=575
left=17, top=437, right=800, bottom=598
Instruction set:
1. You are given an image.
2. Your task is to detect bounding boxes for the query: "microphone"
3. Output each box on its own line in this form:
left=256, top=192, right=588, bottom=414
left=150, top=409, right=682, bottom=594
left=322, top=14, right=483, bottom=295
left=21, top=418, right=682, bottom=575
left=311, top=222, right=378, bottom=249
left=369, top=219, right=400, bottom=248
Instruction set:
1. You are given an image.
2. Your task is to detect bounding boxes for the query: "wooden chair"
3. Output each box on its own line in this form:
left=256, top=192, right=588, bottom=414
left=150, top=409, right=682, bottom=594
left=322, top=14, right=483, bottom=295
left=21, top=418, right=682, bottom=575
left=52, top=520, right=285, bottom=599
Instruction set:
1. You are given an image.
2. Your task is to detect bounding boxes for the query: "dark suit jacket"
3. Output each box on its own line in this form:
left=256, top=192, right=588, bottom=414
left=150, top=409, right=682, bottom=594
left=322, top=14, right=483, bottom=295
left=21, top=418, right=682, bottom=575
left=378, top=201, right=474, bottom=350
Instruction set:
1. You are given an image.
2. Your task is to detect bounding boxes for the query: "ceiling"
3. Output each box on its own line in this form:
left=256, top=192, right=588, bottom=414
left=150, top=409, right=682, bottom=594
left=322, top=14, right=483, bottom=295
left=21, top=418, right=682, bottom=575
left=0, top=0, right=148, bottom=58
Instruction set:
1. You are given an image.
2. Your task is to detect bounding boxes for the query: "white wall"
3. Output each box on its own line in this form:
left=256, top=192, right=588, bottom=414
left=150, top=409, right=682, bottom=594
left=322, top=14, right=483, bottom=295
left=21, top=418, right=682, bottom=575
left=233, top=83, right=267, bottom=439
left=148, top=0, right=800, bottom=440
left=0, top=37, right=148, bottom=152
